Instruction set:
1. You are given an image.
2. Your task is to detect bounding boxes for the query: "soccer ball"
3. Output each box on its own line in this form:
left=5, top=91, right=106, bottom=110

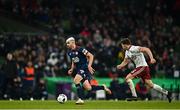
left=57, top=94, right=67, bottom=103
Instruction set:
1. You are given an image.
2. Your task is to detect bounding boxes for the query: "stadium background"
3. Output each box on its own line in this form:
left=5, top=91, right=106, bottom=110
left=0, top=0, right=180, bottom=102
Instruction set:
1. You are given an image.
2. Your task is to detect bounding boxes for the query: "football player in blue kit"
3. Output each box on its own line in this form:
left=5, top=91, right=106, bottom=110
left=66, top=37, right=111, bottom=104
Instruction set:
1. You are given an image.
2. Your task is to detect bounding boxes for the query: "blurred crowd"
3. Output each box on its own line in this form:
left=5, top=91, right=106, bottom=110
left=0, top=0, right=179, bottom=77
left=0, top=0, right=180, bottom=100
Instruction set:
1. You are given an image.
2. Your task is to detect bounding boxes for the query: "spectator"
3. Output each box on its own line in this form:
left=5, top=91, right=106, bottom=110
left=22, top=61, right=35, bottom=100
left=109, top=77, right=130, bottom=100
left=0, top=53, right=18, bottom=100
left=135, top=80, right=151, bottom=100
left=33, top=79, right=48, bottom=100
left=0, top=0, right=179, bottom=78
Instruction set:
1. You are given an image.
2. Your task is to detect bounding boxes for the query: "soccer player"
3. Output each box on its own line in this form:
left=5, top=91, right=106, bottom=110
left=66, top=37, right=111, bottom=104
left=116, top=38, right=172, bottom=102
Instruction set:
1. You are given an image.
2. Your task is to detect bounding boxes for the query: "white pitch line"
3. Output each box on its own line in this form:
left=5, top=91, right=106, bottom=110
left=0, top=108, right=180, bottom=110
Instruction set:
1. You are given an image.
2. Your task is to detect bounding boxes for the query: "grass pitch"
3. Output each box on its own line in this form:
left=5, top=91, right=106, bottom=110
left=0, top=100, right=179, bottom=109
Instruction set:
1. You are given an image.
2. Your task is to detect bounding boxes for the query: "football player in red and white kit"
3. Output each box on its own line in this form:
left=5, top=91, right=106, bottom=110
left=117, top=38, right=172, bottom=102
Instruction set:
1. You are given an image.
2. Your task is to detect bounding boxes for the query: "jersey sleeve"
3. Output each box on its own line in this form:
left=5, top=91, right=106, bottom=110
left=67, top=52, right=70, bottom=56
left=79, top=47, right=89, bottom=55
left=67, top=52, right=72, bottom=58
left=130, top=46, right=140, bottom=53
left=125, top=51, right=128, bottom=58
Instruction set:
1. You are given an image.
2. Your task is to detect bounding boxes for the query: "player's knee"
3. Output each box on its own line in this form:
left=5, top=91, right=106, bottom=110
left=146, top=82, right=154, bottom=88
left=85, top=86, right=92, bottom=91
left=125, top=75, right=133, bottom=82
left=126, top=78, right=132, bottom=83
left=74, top=79, right=80, bottom=84
left=83, top=81, right=92, bottom=91
left=149, top=83, right=154, bottom=88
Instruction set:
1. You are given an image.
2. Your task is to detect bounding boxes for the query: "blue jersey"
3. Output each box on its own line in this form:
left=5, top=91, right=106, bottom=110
left=68, top=46, right=89, bottom=69
left=68, top=46, right=92, bottom=80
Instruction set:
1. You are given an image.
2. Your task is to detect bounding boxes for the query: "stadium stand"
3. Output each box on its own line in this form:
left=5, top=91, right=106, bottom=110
left=0, top=0, right=179, bottom=100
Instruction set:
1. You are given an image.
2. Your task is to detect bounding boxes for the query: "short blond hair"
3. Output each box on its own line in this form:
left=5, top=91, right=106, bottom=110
left=66, top=37, right=75, bottom=43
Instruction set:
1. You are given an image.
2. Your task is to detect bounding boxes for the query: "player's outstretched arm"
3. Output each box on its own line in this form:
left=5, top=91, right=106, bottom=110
left=117, top=58, right=129, bottom=70
left=86, top=52, right=94, bottom=67
left=139, top=47, right=156, bottom=64
left=68, top=61, right=74, bottom=75
left=86, top=52, right=95, bottom=74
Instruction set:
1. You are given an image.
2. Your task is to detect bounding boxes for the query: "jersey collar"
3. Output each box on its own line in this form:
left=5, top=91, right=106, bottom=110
left=127, top=45, right=132, bottom=50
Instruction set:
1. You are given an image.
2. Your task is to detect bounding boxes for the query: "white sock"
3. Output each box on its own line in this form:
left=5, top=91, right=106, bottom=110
left=127, top=79, right=137, bottom=97
left=153, top=84, right=168, bottom=95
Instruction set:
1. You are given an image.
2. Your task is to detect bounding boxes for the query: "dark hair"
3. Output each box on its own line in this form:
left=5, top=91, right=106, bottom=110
left=120, top=38, right=131, bottom=45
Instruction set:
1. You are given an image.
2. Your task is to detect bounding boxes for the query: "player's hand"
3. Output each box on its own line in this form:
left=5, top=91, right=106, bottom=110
left=150, top=58, right=156, bottom=64
left=68, top=68, right=73, bottom=75
left=88, top=66, right=95, bottom=74
left=116, top=65, right=123, bottom=70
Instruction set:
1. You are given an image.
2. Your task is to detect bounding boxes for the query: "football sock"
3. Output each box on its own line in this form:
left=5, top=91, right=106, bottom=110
left=153, top=84, right=168, bottom=95
left=127, top=79, right=137, bottom=97
left=91, top=85, right=104, bottom=91
left=75, top=84, right=84, bottom=99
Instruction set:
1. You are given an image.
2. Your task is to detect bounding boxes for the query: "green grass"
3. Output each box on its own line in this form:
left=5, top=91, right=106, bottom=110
left=0, top=100, right=179, bottom=109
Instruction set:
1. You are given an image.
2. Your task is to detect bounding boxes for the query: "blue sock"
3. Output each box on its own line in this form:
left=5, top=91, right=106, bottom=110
left=75, top=84, right=83, bottom=99
left=92, top=85, right=104, bottom=91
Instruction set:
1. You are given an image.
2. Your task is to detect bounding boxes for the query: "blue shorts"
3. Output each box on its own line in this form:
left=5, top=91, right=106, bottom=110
left=77, top=68, right=92, bottom=81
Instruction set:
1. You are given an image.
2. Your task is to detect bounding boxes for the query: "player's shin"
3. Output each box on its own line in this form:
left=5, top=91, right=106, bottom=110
left=91, top=85, right=112, bottom=94
left=91, top=85, right=104, bottom=91
left=153, top=84, right=168, bottom=95
left=127, top=79, right=137, bottom=97
left=75, top=84, right=84, bottom=99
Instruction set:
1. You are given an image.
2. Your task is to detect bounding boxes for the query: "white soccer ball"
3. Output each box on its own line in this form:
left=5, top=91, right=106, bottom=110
left=57, top=94, right=67, bottom=103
